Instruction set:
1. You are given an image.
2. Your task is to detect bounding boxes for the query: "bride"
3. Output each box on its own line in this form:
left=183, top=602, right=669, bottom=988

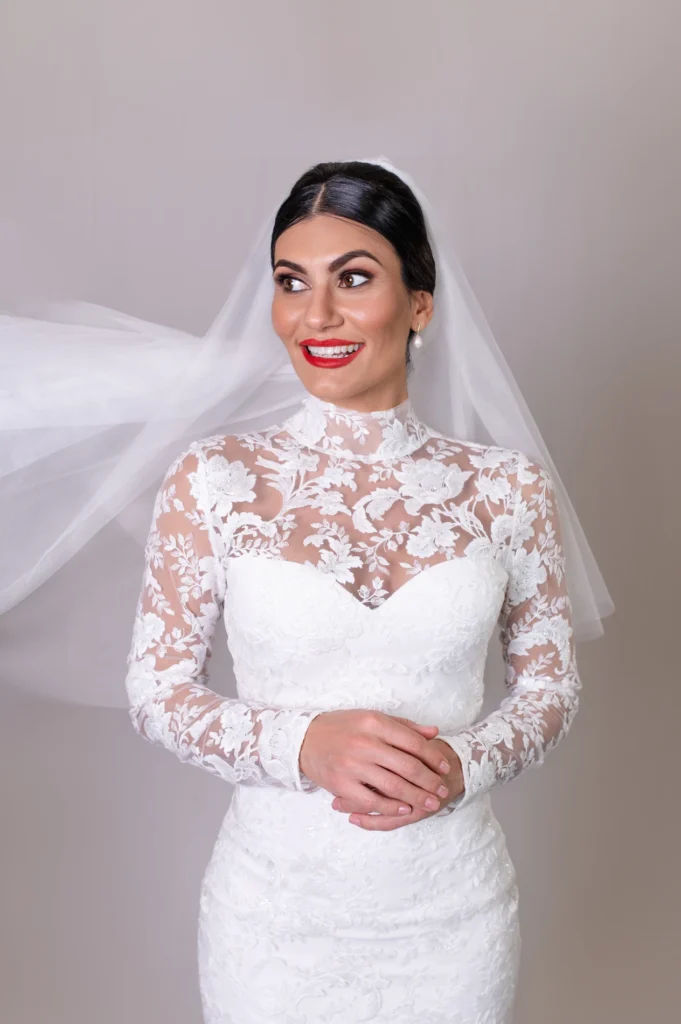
left=0, top=157, right=614, bottom=1022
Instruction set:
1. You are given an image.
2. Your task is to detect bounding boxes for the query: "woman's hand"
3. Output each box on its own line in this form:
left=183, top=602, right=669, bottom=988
left=331, top=738, right=465, bottom=831
left=298, top=710, right=453, bottom=817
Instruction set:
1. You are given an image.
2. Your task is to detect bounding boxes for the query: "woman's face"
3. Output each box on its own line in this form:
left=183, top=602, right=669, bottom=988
left=271, top=214, right=433, bottom=411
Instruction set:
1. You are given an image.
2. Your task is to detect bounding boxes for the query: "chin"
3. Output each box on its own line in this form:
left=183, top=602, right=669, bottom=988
left=303, top=377, right=361, bottom=404
left=289, top=362, right=359, bottom=402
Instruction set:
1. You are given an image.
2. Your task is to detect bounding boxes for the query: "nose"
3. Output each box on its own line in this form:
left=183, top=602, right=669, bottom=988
left=303, top=282, right=343, bottom=332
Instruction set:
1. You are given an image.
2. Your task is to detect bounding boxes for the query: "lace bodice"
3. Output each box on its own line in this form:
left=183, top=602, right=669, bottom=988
left=125, top=392, right=581, bottom=810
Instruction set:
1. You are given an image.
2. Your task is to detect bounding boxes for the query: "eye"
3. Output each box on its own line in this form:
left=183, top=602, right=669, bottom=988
left=274, top=273, right=307, bottom=293
left=339, top=269, right=372, bottom=288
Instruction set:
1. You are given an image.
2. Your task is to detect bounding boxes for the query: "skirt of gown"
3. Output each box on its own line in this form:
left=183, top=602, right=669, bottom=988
left=196, top=784, right=521, bottom=1024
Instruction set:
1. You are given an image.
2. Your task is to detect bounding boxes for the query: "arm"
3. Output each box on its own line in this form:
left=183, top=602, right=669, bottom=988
left=124, top=442, right=324, bottom=792
left=439, top=450, right=582, bottom=810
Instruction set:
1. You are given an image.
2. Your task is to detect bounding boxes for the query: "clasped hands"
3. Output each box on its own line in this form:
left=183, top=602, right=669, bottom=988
left=298, top=709, right=463, bottom=832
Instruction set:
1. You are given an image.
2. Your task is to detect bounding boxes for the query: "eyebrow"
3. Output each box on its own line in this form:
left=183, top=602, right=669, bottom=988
left=272, top=249, right=384, bottom=275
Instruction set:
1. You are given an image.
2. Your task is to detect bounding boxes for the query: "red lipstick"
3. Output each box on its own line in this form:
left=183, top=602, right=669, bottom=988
left=300, top=338, right=365, bottom=369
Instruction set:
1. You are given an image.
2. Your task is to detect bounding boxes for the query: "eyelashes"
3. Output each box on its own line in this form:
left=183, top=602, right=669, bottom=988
left=274, top=269, right=374, bottom=292
left=273, top=274, right=305, bottom=292
left=339, top=270, right=373, bottom=288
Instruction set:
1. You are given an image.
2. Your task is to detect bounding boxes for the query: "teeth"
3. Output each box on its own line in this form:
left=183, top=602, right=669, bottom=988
left=307, top=343, right=362, bottom=357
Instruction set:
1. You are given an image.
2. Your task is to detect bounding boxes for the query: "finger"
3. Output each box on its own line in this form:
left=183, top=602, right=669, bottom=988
left=360, top=762, right=447, bottom=814
left=329, top=782, right=414, bottom=817
left=332, top=793, right=413, bottom=816
left=349, top=807, right=428, bottom=831
left=367, top=742, right=452, bottom=806
left=381, top=717, right=452, bottom=777
left=409, top=722, right=439, bottom=735
left=391, top=716, right=440, bottom=738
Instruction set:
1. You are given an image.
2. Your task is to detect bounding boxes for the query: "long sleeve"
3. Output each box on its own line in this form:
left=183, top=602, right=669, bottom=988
left=439, top=450, right=582, bottom=811
left=124, top=442, right=324, bottom=792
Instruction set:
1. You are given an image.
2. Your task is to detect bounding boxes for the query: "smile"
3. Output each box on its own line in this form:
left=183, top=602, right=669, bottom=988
left=300, top=340, right=365, bottom=368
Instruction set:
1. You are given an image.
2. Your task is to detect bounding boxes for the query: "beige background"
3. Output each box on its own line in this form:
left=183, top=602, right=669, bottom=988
left=1, top=1, right=679, bottom=1021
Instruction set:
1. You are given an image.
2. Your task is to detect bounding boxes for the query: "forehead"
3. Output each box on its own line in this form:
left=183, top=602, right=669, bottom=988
left=273, top=214, right=398, bottom=266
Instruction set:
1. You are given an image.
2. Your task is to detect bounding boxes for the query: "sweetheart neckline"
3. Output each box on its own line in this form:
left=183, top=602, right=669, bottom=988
left=224, top=549, right=508, bottom=616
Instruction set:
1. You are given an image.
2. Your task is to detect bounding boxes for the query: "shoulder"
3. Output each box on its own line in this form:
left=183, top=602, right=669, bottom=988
left=167, top=426, right=276, bottom=475
left=511, top=448, right=555, bottom=494
left=442, top=432, right=550, bottom=479
left=422, top=428, right=556, bottom=503
left=162, top=427, right=281, bottom=515
left=422, top=427, right=527, bottom=471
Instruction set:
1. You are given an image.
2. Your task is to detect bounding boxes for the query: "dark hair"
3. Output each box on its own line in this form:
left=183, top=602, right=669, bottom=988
left=270, top=161, right=436, bottom=370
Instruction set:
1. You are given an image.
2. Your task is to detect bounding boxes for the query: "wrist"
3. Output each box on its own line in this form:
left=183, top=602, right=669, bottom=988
left=432, top=737, right=465, bottom=808
left=296, top=710, right=324, bottom=792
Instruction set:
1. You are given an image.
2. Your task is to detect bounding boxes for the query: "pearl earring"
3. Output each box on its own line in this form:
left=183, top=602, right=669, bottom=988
left=412, top=323, right=424, bottom=349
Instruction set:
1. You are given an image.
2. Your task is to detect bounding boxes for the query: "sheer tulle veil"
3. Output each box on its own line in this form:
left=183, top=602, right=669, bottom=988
left=0, top=155, right=614, bottom=707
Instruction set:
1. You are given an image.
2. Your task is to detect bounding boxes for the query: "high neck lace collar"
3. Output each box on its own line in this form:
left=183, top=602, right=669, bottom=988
left=282, top=392, right=432, bottom=463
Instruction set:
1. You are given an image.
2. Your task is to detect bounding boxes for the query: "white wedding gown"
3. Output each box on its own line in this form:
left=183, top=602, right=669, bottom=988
left=124, top=392, right=581, bottom=1023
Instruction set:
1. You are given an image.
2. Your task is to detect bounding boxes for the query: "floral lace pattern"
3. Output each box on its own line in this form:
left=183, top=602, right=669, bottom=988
left=124, top=391, right=581, bottom=1021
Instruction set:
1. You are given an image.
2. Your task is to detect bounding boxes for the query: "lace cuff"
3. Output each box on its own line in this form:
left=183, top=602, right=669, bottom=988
left=436, top=733, right=488, bottom=810
left=258, top=707, right=325, bottom=792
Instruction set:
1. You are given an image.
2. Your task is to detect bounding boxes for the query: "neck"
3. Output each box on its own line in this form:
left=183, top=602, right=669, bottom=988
left=282, top=390, right=431, bottom=462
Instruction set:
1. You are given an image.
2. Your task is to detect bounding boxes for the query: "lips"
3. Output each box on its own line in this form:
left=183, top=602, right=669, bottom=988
left=300, top=338, right=365, bottom=369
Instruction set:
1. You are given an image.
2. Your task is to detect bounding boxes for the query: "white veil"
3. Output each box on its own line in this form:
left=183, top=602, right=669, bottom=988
left=0, top=155, right=615, bottom=707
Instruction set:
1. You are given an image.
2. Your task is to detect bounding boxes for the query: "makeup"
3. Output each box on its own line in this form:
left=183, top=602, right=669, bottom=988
left=300, top=339, right=364, bottom=369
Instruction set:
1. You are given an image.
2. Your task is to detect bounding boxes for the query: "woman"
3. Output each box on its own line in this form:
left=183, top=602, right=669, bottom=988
left=121, top=160, right=607, bottom=1023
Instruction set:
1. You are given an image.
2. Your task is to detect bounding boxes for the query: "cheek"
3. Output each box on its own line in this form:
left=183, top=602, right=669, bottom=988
left=271, top=297, right=297, bottom=342
left=349, top=287, right=405, bottom=338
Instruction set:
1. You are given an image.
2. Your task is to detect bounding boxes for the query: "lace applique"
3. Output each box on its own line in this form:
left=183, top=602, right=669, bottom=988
left=124, top=446, right=324, bottom=792
left=125, top=392, right=580, bottom=806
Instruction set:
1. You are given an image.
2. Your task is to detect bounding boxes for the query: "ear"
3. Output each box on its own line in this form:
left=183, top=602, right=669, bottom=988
left=410, top=291, right=434, bottom=331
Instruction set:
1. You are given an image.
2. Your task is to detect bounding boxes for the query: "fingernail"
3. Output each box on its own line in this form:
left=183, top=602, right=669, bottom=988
left=425, top=796, right=440, bottom=810
left=349, top=815, right=359, bottom=825
left=440, top=760, right=450, bottom=773
left=398, top=805, right=410, bottom=815
left=437, top=785, right=449, bottom=798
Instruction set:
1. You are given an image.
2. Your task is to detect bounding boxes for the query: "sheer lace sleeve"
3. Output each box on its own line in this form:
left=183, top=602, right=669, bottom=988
left=124, top=442, right=324, bottom=792
left=439, top=450, right=582, bottom=810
